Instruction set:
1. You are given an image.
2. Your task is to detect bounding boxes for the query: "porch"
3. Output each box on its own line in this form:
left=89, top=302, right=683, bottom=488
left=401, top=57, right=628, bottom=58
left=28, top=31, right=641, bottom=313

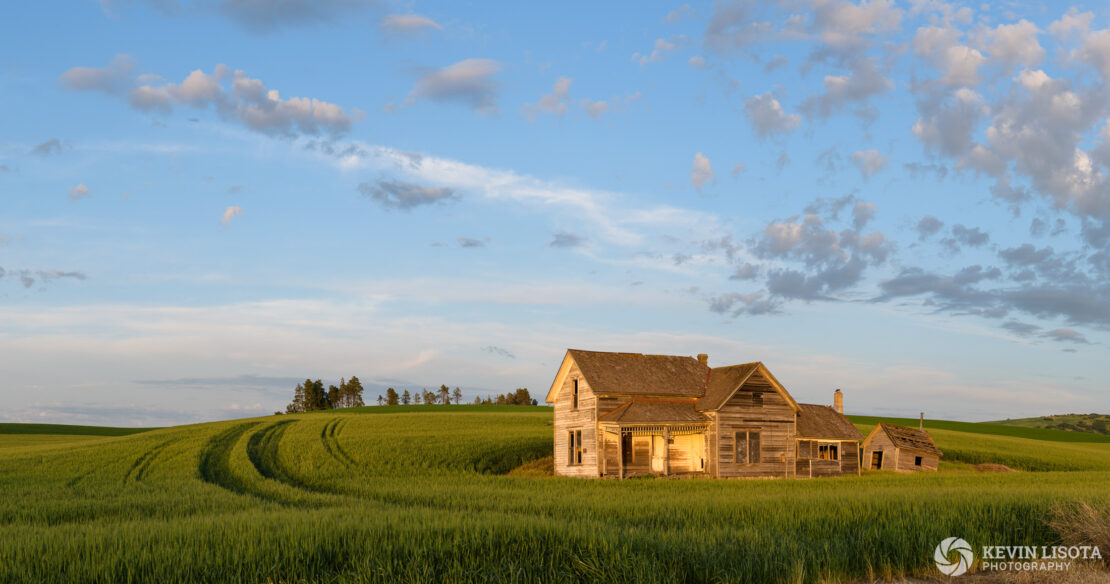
left=599, top=422, right=710, bottom=478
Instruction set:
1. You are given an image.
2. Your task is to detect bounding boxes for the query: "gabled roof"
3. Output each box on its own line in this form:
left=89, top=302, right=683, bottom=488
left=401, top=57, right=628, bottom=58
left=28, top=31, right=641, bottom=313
left=869, top=422, right=943, bottom=456
left=598, top=399, right=708, bottom=423
left=546, top=349, right=708, bottom=403
left=695, top=362, right=801, bottom=413
left=795, top=404, right=863, bottom=440
left=696, top=362, right=758, bottom=411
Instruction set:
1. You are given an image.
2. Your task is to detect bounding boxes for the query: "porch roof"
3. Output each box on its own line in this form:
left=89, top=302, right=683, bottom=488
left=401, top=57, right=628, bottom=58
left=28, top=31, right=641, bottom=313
left=598, top=399, right=708, bottom=423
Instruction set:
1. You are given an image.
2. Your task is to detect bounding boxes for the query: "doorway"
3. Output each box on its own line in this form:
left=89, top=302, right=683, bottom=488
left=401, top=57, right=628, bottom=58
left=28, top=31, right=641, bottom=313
left=870, top=451, right=883, bottom=470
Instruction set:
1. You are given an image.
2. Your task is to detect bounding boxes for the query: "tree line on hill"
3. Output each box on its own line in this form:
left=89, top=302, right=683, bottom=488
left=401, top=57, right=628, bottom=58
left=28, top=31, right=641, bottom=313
left=375, top=385, right=536, bottom=406
left=284, top=379, right=538, bottom=413
left=285, top=377, right=365, bottom=413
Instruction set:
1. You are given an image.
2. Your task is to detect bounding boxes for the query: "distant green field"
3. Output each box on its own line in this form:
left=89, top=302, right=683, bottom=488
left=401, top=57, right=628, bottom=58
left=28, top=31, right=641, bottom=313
left=847, top=414, right=1110, bottom=443
left=0, top=422, right=158, bottom=436
left=0, top=434, right=113, bottom=450
left=987, top=413, right=1110, bottom=436
left=0, top=408, right=1106, bottom=583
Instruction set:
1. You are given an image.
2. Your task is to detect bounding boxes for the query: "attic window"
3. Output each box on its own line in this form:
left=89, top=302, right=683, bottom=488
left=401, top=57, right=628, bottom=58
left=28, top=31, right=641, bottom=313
left=915, top=456, right=923, bottom=467
left=752, top=392, right=763, bottom=408
left=572, top=379, right=579, bottom=409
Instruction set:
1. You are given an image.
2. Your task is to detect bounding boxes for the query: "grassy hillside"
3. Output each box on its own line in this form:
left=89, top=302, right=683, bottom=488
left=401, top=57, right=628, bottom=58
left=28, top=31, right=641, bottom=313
left=0, top=422, right=158, bottom=436
left=0, top=408, right=1106, bottom=583
left=987, top=413, right=1110, bottom=436
left=847, top=414, right=1110, bottom=443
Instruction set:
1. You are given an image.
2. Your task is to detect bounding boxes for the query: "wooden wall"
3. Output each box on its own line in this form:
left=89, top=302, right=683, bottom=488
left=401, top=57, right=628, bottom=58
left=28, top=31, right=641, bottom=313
left=862, top=430, right=939, bottom=472
left=713, top=371, right=796, bottom=478
left=794, top=439, right=860, bottom=477
left=552, top=361, right=599, bottom=478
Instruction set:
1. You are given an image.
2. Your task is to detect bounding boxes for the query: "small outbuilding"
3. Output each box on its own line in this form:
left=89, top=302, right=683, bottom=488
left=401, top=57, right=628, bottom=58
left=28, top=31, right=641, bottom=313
left=861, top=422, right=942, bottom=472
left=795, top=403, right=864, bottom=478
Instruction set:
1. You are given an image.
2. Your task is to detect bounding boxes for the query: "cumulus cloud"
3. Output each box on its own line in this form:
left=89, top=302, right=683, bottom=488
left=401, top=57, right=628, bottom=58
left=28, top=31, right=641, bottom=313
left=912, top=88, right=986, bottom=158
left=704, top=0, right=775, bottom=53
left=58, top=54, right=134, bottom=94
left=68, top=184, right=90, bottom=202
left=850, top=150, right=887, bottom=179
left=61, top=58, right=363, bottom=136
left=691, top=152, right=714, bottom=192
left=358, top=179, right=457, bottom=211
left=380, top=14, right=442, bottom=33
left=743, top=93, right=801, bottom=139
left=978, top=20, right=1045, bottom=71
left=800, top=57, right=892, bottom=122
left=916, top=215, right=944, bottom=239
left=220, top=205, right=242, bottom=225
left=410, top=59, right=501, bottom=114
left=633, top=35, right=685, bottom=65
left=521, top=77, right=572, bottom=122
left=688, top=55, right=707, bottom=69
left=913, top=26, right=984, bottom=86
left=549, top=232, right=585, bottom=248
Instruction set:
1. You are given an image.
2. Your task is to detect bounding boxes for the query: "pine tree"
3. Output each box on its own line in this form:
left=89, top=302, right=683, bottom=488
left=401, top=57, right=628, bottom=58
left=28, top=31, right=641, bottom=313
left=346, top=376, right=365, bottom=407
left=473, top=396, right=482, bottom=405
left=386, top=387, right=399, bottom=406
left=401, top=389, right=411, bottom=405
left=438, top=384, right=450, bottom=405
left=286, top=381, right=307, bottom=413
left=327, top=385, right=340, bottom=409
left=452, top=387, right=463, bottom=405
left=413, top=392, right=422, bottom=405
left=377, top=395, right=384, bottom=406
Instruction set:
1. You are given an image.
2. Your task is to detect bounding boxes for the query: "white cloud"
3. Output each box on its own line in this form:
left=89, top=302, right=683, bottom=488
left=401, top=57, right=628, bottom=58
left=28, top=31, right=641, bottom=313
left=410, top=59, right=501, bottom=114
left=688, top=55, right=707, bottom=69
left=68, top=184, right=90, bottom=201
left=61, top=58, right=363, bottom=136
left=743, top=92, right=802, bottom=139
left=691, top=152, right=714, bottom=192
left=633, top=35, right=684, bottom=65
left=220, top=205, right=242, bottom=225
left=978, top=20, right=1044, bottom=70
left=521, top=77, right=572, bottom=121
left=380, top=14, right=442, bottom=33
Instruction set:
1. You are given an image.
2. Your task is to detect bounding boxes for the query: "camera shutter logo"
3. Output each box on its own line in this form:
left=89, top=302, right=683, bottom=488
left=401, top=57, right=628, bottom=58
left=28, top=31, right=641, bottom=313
left=935, top=537, right=974, bottom=576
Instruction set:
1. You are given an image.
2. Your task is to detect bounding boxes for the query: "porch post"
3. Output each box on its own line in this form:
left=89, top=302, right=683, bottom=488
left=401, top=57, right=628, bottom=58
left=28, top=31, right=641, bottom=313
left=618, top=427, right=625, bottom=480
left=663, top=427, right=670, bottom=476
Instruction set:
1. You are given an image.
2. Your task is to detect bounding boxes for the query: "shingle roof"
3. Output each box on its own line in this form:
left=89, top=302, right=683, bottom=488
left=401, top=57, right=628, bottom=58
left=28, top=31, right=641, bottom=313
left=795, top=404, right=863, bottom=440
left=878, top=422, right=943, bottom=456
left=598, top=399, right=708, bottom=423
left=696, top=363, right=759, bottom=411
left=567, top=349, right=708, bottom=397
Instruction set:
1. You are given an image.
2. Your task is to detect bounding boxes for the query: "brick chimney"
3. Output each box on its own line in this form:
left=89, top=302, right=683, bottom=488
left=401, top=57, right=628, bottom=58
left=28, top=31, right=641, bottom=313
left=834, top=388, right=843, bottom=414
left=920, top=412, right=924, bottom=430
left=697, top=353, right=708, bottom=366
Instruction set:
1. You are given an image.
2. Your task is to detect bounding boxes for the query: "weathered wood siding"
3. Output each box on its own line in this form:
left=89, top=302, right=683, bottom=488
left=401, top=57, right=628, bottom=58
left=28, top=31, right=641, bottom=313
left=862, top=428, right=895, bottom=470
left=552, top=361, right=599, bottom=478
left=714, top=372, right=795, bottom=478
left=895, top=449, right=939, bottom=472
left=840, top=440, right=860, bottom=474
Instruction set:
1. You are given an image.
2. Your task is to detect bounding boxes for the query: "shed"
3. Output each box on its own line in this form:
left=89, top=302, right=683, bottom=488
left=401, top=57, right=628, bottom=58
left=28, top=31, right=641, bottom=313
left=861, top=422, right=942, bottom=472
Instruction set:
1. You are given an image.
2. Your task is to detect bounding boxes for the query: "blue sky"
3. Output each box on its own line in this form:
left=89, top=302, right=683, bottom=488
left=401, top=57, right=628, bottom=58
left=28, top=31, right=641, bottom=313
left=1, top=0, right=1108, bottom=426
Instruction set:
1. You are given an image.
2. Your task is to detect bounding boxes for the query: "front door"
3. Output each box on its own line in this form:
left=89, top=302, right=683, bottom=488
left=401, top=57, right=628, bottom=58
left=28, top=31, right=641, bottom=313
left=650, top=435, right=666, bottom=473
left=870, top=451, right=883, bottom=470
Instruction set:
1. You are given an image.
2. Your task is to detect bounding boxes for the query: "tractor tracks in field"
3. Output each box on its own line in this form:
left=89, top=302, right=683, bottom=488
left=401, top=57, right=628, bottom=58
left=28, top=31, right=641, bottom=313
left=320, top=418, right=357, bottom=467
left=123, top=438, right=176, bottom=484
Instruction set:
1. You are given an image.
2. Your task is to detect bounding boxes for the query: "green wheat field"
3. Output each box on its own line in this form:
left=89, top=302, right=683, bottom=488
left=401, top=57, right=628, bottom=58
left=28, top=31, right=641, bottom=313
left=2, top=405, right=1108, bottom=583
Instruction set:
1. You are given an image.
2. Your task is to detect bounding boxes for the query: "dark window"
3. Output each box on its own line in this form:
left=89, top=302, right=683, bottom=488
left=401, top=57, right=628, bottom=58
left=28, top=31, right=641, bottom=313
left=572, top=379, right=579, bottom=409
left=752, top=392, right=763, bottom=408
left=568, top=430, right=582, bottom=465
left=818, top=443, right=839, bottom=460
left=915, top=456, right=923, bottom=466
left=734, top=430, right=761, bottom=464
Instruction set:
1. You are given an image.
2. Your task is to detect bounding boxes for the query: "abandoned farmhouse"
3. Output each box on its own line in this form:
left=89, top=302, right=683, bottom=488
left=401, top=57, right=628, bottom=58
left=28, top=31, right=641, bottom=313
left=546, top=349, right=938, bottom=479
